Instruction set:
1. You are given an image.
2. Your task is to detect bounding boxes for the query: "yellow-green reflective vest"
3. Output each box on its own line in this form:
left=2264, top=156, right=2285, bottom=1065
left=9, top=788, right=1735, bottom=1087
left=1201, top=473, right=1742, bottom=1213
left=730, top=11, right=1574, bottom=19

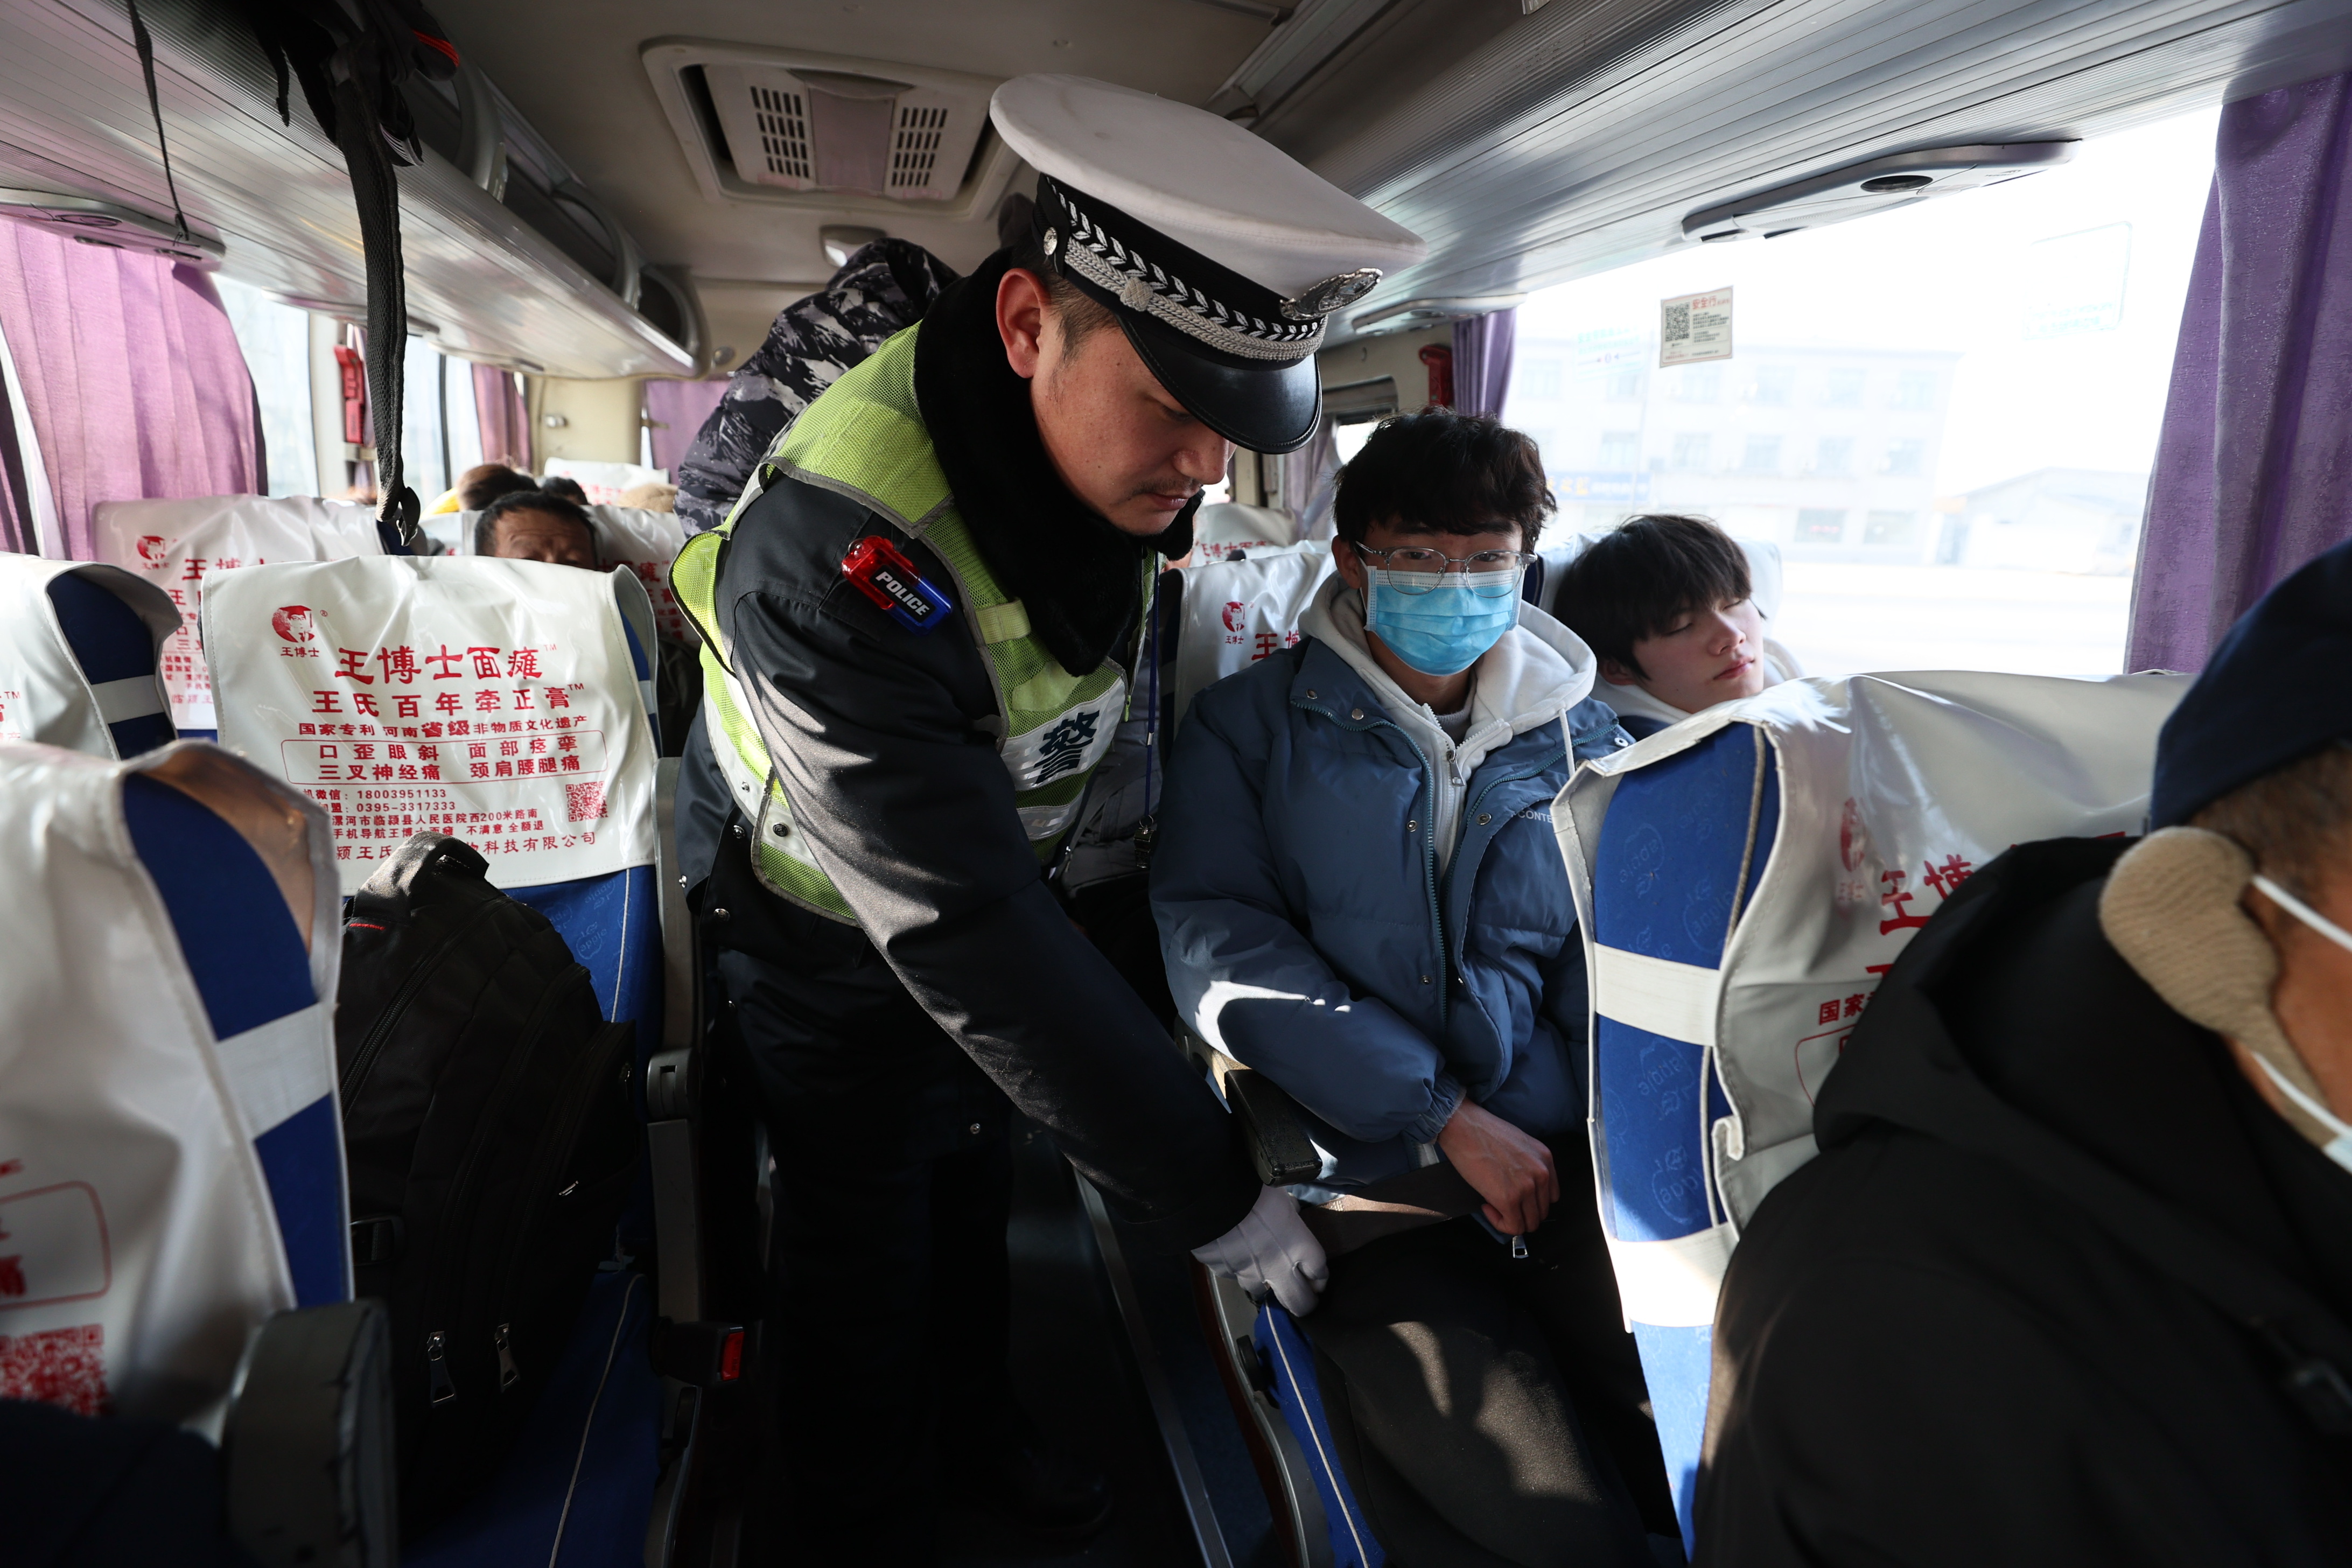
left=672, top=324, right=1146, bottom=925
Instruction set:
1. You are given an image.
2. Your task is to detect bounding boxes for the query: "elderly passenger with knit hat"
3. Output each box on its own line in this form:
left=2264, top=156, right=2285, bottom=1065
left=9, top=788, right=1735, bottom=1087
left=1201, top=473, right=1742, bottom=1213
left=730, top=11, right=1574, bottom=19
left=1696, top=540, right=2352, bottom=1564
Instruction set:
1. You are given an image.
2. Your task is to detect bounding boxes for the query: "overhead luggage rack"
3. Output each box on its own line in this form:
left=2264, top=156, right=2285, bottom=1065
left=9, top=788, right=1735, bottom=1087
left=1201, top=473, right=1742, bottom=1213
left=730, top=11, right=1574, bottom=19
left=0, top=0, right=701, bottom=379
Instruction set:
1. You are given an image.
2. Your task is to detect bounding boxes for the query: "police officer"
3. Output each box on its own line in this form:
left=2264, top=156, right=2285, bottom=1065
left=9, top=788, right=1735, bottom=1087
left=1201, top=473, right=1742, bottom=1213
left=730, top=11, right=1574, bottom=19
left=673, top=75, right=1425, bottom=1558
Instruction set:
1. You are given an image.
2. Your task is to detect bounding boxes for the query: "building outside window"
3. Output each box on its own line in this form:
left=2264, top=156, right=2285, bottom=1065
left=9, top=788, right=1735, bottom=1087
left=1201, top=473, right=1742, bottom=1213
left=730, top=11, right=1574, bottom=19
left=1749, top=365, right=1796, bottom=405
left=1822, top=368, right=1865, bottom=408
left=1797, top=508, right=1847, bottom=543
left=1815, top=436, right=1853, bottom=474
left=1519, top=359, right=1563, bottom=399
left=1605, top=367, right=1644, bottom=401
left=1883, top=438, right=1926, bottom=477
left=1671, top=433, right=1713, bottom=471
left=1599, top=431, right=1640, bottom=470
left=1668, top=363, right=1721, bottom=403
left=1865, top=510, right=1920, bottom=546
left=1741, top=435, right=1783, bottom=473
left=1889, top=369, right=1938, bottom=410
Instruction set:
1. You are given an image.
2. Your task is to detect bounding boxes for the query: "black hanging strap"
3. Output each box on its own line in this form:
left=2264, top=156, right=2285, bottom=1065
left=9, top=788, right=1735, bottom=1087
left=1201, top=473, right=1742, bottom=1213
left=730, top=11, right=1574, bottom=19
left=122, top=0, right=190, bottom=243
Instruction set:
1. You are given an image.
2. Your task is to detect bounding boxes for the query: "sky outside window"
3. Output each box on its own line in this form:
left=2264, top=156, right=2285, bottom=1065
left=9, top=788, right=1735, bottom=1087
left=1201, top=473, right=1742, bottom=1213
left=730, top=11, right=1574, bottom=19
left=1506, top=107, right=2218, bottom=677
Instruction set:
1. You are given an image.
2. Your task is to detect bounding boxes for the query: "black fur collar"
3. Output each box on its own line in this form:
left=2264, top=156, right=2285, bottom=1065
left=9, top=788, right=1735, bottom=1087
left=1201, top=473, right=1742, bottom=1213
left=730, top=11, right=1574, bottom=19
left=913, top=250, right=1195, bottom=676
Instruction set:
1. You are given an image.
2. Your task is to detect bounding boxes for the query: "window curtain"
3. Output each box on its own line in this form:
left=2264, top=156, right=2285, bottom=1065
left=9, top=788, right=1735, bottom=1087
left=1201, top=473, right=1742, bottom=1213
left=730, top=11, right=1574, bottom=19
left=643, top=377, right=726, bottom=476
left=1453, top=307, right=1518, bottom=419
left=1275, top=418, right=1341, bottom=540
left=2129, top=73, right=2352, bottom=671
left=0, top=226, right=260, bottom=559
left=473, top=363, right=530, bottom=473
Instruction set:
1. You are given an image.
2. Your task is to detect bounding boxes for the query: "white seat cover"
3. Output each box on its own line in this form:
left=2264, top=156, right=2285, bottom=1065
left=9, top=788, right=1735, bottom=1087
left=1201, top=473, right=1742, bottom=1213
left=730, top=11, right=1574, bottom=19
left=201, top=557, right=661, bottom=894
left=0, top=557, right=175, bottom=755
left=1172, top=540, right=1336, bottom=722
left=93, top=496, right=383, bottom=732
left=0, top=740, right=339, bottom=1427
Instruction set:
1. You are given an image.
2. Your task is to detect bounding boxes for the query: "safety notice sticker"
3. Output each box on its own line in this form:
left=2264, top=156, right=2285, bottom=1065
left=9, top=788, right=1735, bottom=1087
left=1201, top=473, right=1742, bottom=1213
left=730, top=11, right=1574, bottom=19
left=1660, top=288, right=1734, bottom=367
left=202, top=557, right=659, bottom=894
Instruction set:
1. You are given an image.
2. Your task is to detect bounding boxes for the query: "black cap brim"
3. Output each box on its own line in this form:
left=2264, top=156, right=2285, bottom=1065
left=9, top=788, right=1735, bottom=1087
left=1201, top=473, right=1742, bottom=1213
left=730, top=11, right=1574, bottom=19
left=1119, top=313, right=1322, bottom=456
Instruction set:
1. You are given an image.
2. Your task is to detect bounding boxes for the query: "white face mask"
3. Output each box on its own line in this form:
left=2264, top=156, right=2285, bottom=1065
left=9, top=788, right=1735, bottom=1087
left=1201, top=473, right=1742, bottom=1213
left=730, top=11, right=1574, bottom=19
left=2249, top=874, right=2352, bottom=1174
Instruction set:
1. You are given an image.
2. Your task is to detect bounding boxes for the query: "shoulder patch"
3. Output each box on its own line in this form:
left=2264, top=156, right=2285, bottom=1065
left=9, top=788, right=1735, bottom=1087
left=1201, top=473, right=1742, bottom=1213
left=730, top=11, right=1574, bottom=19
left=842, top=535, right=954, bottom=633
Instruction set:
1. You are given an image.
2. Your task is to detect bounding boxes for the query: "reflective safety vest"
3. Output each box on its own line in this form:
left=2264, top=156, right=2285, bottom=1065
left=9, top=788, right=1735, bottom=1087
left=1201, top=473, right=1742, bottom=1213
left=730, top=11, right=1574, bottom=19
left=673, top=324, right=1142, bottom=924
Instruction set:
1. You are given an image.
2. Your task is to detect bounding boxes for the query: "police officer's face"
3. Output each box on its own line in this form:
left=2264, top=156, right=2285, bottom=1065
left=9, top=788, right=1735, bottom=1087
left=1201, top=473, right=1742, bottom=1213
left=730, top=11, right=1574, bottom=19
left=999, top=267, right=1233, bottom=538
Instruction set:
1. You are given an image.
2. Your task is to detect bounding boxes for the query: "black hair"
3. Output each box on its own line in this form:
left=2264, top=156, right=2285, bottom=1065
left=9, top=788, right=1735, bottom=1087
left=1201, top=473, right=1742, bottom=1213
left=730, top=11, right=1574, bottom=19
left=538, top=474, right=589, bottom=505
left=457, top=462, right=535, bottom=512
left=1002, top=201, right=1118, bottom=356
left=1331, top=409, right=1554, bottom=549
left=1553, top=514, right=1752, bottom=678
left=475, top=489, right=596, bottom=559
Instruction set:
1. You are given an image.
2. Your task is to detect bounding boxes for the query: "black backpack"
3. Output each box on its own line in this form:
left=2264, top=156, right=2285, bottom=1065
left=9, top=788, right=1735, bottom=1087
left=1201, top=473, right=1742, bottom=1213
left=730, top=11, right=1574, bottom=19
left=335, top=833, right=641, bottom=1532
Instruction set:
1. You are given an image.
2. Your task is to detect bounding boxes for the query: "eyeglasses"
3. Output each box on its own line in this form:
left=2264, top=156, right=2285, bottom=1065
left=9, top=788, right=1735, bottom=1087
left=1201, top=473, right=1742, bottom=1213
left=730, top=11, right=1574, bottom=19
left=1352, top=542, right=1532, bottom=598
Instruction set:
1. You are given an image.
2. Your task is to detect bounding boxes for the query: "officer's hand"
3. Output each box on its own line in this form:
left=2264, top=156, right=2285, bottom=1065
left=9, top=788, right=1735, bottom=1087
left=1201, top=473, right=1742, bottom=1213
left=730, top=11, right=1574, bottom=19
left=1192, top=1185, right=1329, bottom=1315
left=1437, top=1099, right=1559, bottom=1235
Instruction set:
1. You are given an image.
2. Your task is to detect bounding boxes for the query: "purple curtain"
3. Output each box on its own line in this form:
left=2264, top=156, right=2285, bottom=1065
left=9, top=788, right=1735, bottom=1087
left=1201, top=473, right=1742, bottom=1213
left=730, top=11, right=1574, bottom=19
left=1276, top=417, right=1340, bottom=538
left=473, top=363, right=530, bottom=472
left=1453, top=307, right=1518, bottom=419
left=644, top=377, right=726, bottom=475
left=2130, top=74, right=2352, bottom=671
left=0, top=226, right=259, bottom=559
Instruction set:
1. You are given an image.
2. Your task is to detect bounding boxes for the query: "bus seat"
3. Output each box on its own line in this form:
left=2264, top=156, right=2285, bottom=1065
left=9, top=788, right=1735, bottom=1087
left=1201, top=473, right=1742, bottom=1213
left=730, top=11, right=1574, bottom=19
left=1555, top=669, right=2190, bottom=1551
left=0, top=556, right=177, bottom=757
left=1171, top=539, right=1335, bottom=722
left=91, top=495, right=384, bottom=740
left=0, top=739, right=348, bottom=1417
left=197, top=556, right=701, bottom=1566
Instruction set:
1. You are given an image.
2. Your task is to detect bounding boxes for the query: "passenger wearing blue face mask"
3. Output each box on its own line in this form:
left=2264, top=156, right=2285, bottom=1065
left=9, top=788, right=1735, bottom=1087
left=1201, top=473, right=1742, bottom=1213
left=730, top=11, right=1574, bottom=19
left=1153, top=410, right=1676, bottom=1567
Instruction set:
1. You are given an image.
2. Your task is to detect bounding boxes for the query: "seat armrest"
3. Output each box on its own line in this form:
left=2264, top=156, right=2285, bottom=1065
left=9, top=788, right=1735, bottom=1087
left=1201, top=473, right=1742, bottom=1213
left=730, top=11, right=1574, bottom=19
left=1178, top=1027, right=1323, bottom=1188
left=220, top=1300, right=397, bottom=1568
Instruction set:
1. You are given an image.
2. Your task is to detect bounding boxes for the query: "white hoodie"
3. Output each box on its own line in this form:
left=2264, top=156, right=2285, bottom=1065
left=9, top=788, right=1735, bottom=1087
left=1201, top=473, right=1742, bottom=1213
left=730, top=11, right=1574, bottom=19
left=1298, top=574, right=1600, bottom=869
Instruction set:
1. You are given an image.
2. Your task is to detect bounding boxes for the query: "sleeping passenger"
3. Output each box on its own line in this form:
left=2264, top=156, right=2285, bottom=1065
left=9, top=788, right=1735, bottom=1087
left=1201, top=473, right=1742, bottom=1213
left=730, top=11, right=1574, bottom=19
left=1555, top=513, right=1800, bottom=739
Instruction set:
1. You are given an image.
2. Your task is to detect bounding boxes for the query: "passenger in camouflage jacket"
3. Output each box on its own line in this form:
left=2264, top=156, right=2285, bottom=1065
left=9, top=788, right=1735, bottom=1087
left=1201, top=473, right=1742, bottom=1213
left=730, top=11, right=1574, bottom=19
left=673, top=238, right=962, bottom=536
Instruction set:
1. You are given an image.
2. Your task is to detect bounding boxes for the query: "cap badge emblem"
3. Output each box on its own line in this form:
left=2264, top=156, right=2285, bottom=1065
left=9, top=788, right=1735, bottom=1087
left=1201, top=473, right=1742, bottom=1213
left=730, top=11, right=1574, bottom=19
left=1280, top=268, right=1383, bottom=322
left=1042, top=227, right=1060, bottom=256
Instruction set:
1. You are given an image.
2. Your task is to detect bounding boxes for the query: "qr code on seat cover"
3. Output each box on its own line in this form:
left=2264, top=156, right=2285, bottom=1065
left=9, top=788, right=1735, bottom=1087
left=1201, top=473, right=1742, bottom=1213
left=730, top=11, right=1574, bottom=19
left=564, top=780, right=608, bottom=822
left=0, top=1324, right=107, bottom=1416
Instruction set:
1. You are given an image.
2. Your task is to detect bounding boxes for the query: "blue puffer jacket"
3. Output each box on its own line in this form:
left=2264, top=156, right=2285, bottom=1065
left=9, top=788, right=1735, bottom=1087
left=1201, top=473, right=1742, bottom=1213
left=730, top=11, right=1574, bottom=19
left=1152, top=578, right=1628, bottom=1189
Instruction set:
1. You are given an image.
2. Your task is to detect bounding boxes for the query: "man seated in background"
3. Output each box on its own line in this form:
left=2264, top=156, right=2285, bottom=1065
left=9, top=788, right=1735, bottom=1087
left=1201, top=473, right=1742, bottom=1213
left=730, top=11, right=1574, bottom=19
left=1697, top=541, right=2352, bottom=1564
left=1553, top=514, right=1799, bottom=739
left=457, top=462, right=537, bottom=513
left=1153, top=410, right=1675, bottom=1567
left=475, top=488, right=597, bottom=568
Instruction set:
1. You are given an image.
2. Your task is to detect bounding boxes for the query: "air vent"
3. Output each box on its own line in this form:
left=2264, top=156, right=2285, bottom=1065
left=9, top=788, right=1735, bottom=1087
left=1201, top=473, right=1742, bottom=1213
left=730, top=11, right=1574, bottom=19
left=705, top=62, right=985, bottom=201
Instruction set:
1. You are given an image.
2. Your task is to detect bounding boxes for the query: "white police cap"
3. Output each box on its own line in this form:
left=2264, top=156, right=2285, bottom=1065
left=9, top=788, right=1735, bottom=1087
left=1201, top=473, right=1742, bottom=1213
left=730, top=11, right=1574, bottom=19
left=991, top=74, right=1426, bottom=454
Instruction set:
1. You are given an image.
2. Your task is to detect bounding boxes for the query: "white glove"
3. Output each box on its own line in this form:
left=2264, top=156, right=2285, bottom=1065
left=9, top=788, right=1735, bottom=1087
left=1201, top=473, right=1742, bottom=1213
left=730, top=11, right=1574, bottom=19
left=1192, top=1185, right=1329, bottom=1315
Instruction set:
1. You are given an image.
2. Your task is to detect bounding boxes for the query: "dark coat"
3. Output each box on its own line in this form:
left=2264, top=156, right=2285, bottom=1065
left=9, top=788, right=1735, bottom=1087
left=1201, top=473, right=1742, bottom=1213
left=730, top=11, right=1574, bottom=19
left=1697, top=837, right=2352, bottom=1566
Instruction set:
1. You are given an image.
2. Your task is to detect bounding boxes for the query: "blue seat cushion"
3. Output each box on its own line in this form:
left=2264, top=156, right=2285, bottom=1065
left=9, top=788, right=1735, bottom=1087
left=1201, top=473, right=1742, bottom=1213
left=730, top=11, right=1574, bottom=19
left=46, top=572, right=173, bottom=757
left=121, top=773, right=345, bottom=1307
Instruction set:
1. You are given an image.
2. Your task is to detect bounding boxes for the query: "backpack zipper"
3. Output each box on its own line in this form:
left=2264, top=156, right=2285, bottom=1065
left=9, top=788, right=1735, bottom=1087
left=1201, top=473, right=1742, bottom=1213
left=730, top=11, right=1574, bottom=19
left=339, top=899, right=505, bottom=1105
left=484, top=1020, right=631, bottom=1395
left=425, top=1329, right=457, bottom=1404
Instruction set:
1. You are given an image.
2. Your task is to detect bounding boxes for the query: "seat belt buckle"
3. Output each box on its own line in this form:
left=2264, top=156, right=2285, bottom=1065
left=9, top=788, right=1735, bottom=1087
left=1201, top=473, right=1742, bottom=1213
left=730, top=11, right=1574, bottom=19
left=842, top=536, right=954, bottom=634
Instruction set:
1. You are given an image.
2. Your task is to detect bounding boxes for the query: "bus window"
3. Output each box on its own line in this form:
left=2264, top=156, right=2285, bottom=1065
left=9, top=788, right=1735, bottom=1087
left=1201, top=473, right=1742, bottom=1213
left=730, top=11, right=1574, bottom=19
left=1506, top=108, right=2219, bottom=677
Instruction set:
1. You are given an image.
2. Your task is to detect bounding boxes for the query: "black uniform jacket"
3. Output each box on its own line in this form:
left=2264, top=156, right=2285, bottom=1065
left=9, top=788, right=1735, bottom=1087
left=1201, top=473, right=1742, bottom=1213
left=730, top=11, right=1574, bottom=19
left=675, top=340, right=1258, bottom=1255
left=1698, top=837, right=2352, bottom=1566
